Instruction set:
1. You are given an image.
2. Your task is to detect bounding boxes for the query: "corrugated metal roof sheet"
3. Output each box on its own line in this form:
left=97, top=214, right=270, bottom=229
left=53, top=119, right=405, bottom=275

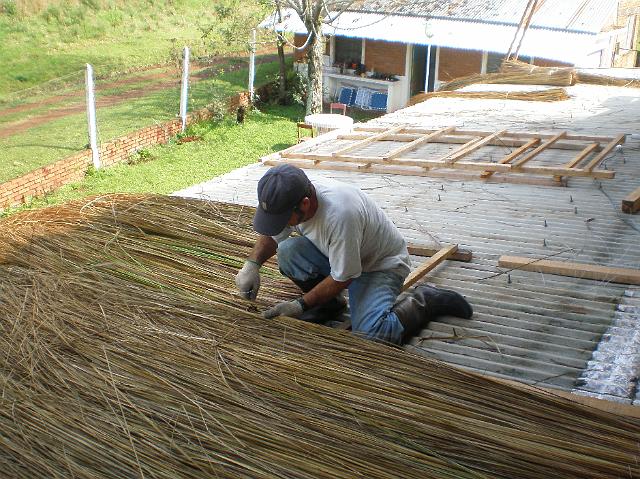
left=352, top=0, right=618, bottom=33
left=261, top=10, right=598, bottom=63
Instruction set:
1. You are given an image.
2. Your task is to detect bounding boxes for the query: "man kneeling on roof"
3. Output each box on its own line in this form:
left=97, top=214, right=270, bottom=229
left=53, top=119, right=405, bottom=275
left=235, top=164, right=473, bottom=344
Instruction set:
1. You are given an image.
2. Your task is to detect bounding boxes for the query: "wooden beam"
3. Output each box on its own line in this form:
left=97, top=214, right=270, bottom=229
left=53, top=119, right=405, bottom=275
left=512, top=131, right=567, bottom=167
left=263, top=159, right=565, bottom=188
left=498, top=256, right=640, bottom=285
left=332, top=125, right=404, bottom=157
left=402, top=245, right=459, bottom=291
left=622, top=186, right=640, bottom=214
left=278, top=152, right=615, bottom=179
left=383, top=127, right=455, bottom=160
left=444, top=130, right=507, bottom=164
left=584, top=134, right=626, bottom=172
left=407, top=243, right=472, bottom=262
left=437, top=136, right=482, bottom=163
left=563, top=142, right=600, bottom=169
left=481, top=138, right=541, bottom=178
left=354, top=126, right=618, bottom=143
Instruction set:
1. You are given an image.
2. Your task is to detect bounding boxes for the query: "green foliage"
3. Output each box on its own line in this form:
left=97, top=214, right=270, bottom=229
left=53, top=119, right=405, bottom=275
left=0, top=0, right=17, bottom=15
left=256, top=67, right=306, bottom=107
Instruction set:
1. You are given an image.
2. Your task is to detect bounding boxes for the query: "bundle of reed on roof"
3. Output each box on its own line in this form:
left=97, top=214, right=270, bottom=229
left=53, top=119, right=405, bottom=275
left=409, top=88, right=570, bottom=105
left=1, top=194, right=639, bottom=479
left=575, top=71, right=640, bottom=88
left=439, top=60, right=574, bottom=92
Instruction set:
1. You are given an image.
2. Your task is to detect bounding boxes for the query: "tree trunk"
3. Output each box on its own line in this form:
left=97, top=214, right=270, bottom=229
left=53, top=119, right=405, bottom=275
left=305, top=22, right=324, bottom=115
left=277, top=35, right=287, bottom=104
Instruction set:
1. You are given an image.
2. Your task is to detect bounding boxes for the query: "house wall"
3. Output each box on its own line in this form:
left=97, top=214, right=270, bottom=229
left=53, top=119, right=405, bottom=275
left=364, top=40, right=406, bottom=75
left=437, top=47, right=483, bottom=82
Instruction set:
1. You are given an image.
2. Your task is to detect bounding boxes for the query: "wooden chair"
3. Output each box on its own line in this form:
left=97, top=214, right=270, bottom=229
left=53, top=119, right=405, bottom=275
left=297, top=122, right=314, bottom=143
left=330, top=102, right=347, bottom=115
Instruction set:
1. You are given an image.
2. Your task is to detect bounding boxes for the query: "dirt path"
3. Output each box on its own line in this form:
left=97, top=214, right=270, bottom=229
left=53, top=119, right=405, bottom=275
left=0, top=53, right=279, bottom=140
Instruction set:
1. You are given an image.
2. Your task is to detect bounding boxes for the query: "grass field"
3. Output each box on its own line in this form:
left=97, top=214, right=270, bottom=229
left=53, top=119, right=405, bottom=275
left=0, top=57, right=282, bottom=183
left=0, top=0, right=268, bottom=98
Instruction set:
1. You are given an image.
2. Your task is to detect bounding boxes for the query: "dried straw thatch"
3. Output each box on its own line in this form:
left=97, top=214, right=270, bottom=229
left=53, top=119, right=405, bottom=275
left=439, top=67, right=574, bottom=92
left=575, top=71, right=640, bottom=88
left=1, top=194, right=639, bottom=478
left=409, top=88, right=570, bottom=105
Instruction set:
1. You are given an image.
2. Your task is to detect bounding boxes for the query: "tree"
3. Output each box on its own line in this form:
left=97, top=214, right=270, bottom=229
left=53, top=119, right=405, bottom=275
left=267, top=1, right=407, bottom=114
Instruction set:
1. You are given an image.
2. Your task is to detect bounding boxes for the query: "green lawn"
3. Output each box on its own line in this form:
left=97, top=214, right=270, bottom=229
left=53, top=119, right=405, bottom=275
left=3, top=104, right=302, bottom=215
left=2, top=103, right=382, bottom=217
left=0, top=59, right=282, bottom=183
left=0, top=0, right=268, bottom=98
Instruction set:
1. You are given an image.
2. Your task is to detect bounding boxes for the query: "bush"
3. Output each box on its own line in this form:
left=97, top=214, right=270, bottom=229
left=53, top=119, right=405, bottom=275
left=0, top=0, right=17, bottom=16
left=256, top=69, right=306, bottom=106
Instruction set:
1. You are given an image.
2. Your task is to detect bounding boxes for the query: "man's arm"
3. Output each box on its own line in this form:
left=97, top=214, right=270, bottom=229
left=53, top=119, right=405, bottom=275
left=302, top=276, right=351, bottom=309
left=249, top=235, right=278, bottom=265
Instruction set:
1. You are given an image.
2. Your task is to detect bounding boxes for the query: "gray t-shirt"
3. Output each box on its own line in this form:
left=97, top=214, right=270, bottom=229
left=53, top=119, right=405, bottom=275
left=274, top=178, right=410, bottom=282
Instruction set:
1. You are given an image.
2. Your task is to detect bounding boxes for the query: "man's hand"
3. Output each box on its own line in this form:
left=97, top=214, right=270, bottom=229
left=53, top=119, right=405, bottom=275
left=235, top=260, right=261, bottom=300
left=263, top=298, right=305, bottom=319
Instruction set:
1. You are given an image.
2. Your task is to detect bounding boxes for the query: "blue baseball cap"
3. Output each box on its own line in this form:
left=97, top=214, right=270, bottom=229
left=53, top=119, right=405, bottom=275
left=253, top=164, right=311, bottom=236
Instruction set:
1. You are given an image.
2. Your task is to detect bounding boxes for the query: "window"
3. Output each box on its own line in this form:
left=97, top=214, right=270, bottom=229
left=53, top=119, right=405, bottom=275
left=334, top=36, right=362, bottom=66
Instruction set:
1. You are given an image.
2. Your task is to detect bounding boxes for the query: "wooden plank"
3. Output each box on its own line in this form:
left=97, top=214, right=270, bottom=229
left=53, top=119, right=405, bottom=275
left=498, top=256, right=640, bottom=285
left=444, top=130, right=507, bottom=164
left=340, top=133, right=603, bottom=152
left=407, top=243, right=472, bottom=262
left=263, top=159, right=564, bottom=188
left=278, top=152, right=615, bottom=179
left=622, top=186, right=640, bottom=214
left=512, top=131, right=567, bottom=167
left=436, top=136, right=482, bottom=163
left=481, top=138, right=540, bottom=178
left=402, top=245, right=459, bottom=291
left=584, top=134, right=626, bottom=172
left=383, top=127, right=455, bottom=160
left=354, top=126, right=618, bottom=143
left=563, top=142, right=600, bottom=169
left=332, top=125, right=404, bottom=157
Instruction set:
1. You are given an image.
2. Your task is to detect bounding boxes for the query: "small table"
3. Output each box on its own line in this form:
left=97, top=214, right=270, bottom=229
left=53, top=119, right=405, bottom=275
left=304, top=113, right=354, bottom=135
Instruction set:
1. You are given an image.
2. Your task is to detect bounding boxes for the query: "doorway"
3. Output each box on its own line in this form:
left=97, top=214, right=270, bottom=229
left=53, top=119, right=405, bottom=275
left=411, top=45, right=437, bottom=96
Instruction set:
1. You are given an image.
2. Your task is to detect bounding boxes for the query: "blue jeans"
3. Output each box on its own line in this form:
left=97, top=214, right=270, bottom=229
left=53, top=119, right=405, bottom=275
left=277, top=236, right=405, bottom=344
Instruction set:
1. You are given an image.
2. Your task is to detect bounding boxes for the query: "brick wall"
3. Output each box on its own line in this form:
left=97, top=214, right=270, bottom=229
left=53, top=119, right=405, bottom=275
left=0, top=92, right=250, bottom=211
left=437, top=48, right=483, bottom=82
left=364, top=40, right=406, bottom=75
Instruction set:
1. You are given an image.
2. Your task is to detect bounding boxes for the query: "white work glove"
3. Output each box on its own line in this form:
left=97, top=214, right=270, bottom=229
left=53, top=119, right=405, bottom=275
left=263, top=298, right=305, bottom=319
left=235, top=260, right=261, bottom=300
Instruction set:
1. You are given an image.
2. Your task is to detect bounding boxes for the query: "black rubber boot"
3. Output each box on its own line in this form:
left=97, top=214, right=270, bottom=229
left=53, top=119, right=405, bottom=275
left=291, top=277, right=347, bottom=323
left=393, top=284, right=472, bottom=341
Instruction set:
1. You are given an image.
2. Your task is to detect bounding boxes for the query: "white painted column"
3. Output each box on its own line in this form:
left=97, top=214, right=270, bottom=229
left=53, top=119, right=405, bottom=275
left=85, top=64, right=100, bottom=169
left=481, top=51, right=488, bottom=74
left=424, top=44, right=432, bottom=92
left=248, top=29, right=256, bottom=103
left=179, top=46, right=190, bottom=133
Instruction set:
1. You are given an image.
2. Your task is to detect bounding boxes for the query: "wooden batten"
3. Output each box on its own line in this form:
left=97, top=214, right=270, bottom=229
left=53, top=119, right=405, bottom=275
left=498, top=256, right=640, bottom=285
left=584, top=134, right=626, bottom=172
left=622, top=186, right=640, bottom=214
left=402, top=245, right=459, bottom=291
left=481, top=138, right=541, bottom=178
left=512, top=131, right=567, bottom=167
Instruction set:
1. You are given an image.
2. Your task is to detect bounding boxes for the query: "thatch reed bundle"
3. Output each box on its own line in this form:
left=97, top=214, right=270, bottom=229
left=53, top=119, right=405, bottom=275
left=1, top=194, right=639, bottom=478
left=409, top=88, right=569, bottom=105
left=575, top=71, right=640, bottom=88
left=439, top=69, right=574, bottom=92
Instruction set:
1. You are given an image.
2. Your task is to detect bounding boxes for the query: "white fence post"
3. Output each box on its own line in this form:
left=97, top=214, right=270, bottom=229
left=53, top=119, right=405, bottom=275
left=179, top=46, right=190, bottom=132
left=85, top=64, right=100, bottom=169
left=248, top=29, right=256, bottom=102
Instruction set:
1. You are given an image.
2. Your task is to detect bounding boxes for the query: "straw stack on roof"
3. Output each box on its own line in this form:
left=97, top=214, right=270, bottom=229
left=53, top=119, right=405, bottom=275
left=409, top=88, right=569, bottom=106
left=1, top=194, right=639, bottom=478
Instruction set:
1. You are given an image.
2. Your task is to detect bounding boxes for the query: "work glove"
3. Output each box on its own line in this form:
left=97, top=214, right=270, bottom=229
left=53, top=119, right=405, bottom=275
left=235, top=260, right=261, bottom=300
left=263, top=298, right=305, bottom=319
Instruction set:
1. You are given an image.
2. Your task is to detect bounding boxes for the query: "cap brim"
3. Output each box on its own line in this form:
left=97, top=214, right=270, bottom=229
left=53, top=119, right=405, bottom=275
left=253, top=205, right=293, bottom=236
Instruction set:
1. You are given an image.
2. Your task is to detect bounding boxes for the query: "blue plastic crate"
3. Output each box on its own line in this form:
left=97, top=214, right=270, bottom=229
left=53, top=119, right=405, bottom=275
left=369, top=92, right=388, bottom=111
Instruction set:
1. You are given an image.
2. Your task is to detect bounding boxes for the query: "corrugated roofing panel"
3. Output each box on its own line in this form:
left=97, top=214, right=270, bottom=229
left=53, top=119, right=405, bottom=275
left=261, top=9, right=597, bottom=63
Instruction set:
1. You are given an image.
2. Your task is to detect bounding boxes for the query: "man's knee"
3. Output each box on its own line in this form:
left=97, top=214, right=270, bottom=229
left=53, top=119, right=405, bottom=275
left=276, top=237, right=305, bottom=277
